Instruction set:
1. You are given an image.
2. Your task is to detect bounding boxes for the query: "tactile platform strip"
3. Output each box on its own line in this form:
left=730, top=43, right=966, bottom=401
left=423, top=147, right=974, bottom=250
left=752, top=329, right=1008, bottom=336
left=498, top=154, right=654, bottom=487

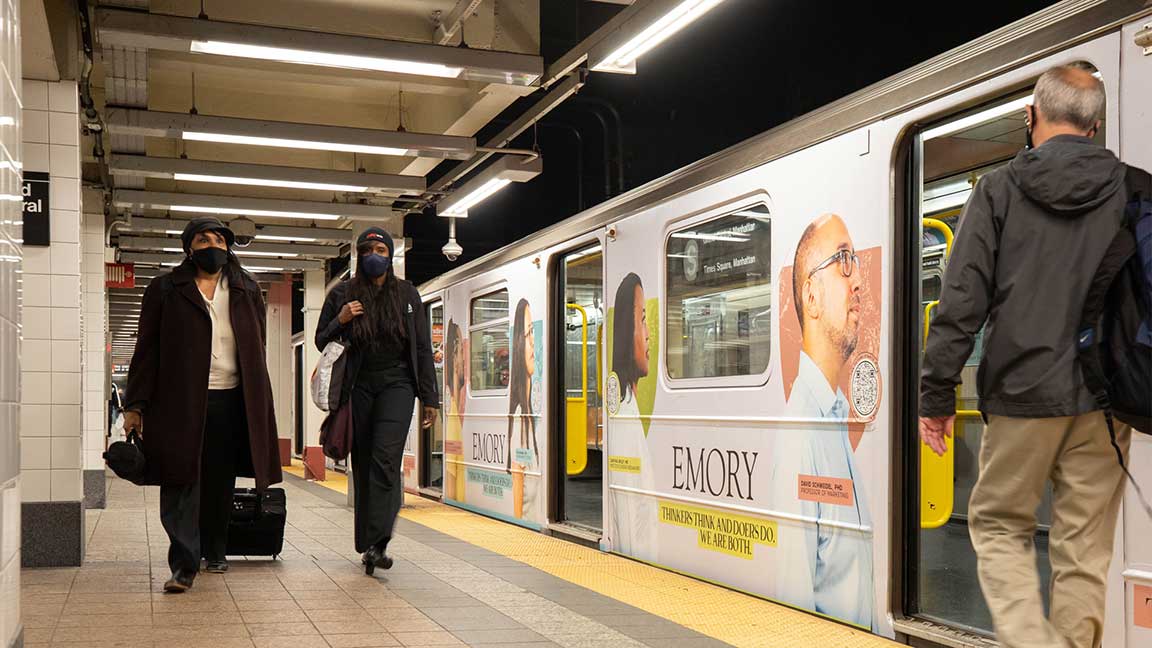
left=399, top=495, right=899, bottom=648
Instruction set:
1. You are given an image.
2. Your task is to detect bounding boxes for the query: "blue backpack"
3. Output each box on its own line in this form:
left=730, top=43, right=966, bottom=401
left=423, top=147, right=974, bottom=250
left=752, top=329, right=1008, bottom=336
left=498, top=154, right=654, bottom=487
left=1078, top=165, right=1152, bottom=513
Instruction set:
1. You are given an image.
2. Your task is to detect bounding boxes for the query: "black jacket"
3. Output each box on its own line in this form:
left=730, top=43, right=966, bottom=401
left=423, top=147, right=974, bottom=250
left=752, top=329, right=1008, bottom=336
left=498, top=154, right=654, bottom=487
left=921, top=135, right=1138, bottom=418
left=315, top=279, right=440, bottom=410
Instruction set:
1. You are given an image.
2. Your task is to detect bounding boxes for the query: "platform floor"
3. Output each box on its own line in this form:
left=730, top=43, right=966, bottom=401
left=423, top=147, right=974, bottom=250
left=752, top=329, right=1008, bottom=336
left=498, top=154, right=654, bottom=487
left=18, top=474, right=898, bottom=648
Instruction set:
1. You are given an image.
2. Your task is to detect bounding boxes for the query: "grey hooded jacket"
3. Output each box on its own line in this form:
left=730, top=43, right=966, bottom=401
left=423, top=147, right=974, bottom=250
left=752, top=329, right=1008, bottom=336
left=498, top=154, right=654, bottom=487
left=921, top=134, right=1135, bottom=418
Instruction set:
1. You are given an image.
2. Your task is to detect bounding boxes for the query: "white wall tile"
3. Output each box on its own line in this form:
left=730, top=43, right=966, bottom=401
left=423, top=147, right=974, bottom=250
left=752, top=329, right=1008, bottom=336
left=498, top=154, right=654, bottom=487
left=21, top=109, right=46, bottom=144
left=82, top=231, right=103, bottom=250
left=21, top=80, right=47, bottom=110
left=19, top=372, right=49, bottom=405
left=19, top=404, right=49, bottom=437
left=50, top=469, right=81, bottom=502
left=21, top=339, right=49, bottom=372
left=85, top=449, right=103, bottom=469
left=49, top=144, right=79, bottom=180
left=20, top=437, right=49, bottom=469
left=20, top=247, right=49, bottom=275
left=22, top=142, right=48, bottom=173
left=50, top=437, right=80, bottom=469
left=47, top=82, right=76, bottom=113
left=51, top=209, right=80, bottom=243
left=21, top=306, right=50, bottom=340
left=47, top=113, right=77, bottom=147
left=49, top=241, right=79, bottom=275
left=84, top=351, right=103, bottom=371
left=84, top=414, right=102, bottom=437
left=48, top=175, right=79, bottom=211
left=50, top=373, right=79, bottom=405
left=51, top=340, right=80, bottom=373
left=22, top=273, right=50, bottom=307
left=50, top=307, right=80, bottom=340
left=20, top=469, right=50, bottom=502
left=50, top=404, right=80, bottom=437
left=50, top=275, right=80, bottom=307
left=82, top=251, right=102, bottom=273
left=84, top=328, right=102, bottom=351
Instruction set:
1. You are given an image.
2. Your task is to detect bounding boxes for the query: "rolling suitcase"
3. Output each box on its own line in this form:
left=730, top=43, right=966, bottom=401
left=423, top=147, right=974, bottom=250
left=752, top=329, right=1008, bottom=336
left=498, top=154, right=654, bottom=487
left=226, top=488, right=286, bottom=558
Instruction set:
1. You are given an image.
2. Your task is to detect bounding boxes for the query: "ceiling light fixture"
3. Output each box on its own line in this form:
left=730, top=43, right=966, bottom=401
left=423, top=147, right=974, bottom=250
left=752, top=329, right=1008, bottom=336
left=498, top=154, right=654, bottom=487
left=591, top=0, right=727, bottom=73
left=105, top=109, right=476, bottom=160
left=922, top=95, right=1033, bottom=141
left=438, top=155, right=542, bottom=218
left=114, top=190, right=396, bottom=222
left=171, top=173, right=367, bottom=193
left=96, top=8, right=543, bottom=86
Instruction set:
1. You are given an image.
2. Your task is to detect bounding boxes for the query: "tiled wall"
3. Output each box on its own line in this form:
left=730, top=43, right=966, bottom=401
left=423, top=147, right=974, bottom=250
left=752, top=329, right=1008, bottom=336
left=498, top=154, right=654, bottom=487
left=81, top=211, right=107, bottom=506
left=0, top=0, right=21, bottom=643
left=20, top=79, right=83, bottom=507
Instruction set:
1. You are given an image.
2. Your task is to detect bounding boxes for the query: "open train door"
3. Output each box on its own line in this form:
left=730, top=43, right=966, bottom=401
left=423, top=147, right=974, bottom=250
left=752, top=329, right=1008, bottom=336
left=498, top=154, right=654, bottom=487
left=899, top=26, right=1132, bottom=645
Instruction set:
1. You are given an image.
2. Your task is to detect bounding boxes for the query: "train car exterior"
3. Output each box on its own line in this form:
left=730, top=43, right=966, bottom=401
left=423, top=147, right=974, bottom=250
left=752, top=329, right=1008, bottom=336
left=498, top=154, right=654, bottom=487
left=403, top=2, right=1152, bottom=644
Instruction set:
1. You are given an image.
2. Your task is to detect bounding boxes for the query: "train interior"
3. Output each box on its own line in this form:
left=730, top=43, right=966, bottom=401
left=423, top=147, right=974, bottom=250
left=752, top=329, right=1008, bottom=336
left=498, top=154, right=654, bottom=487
left=914, top=75, right=1106, bottom=634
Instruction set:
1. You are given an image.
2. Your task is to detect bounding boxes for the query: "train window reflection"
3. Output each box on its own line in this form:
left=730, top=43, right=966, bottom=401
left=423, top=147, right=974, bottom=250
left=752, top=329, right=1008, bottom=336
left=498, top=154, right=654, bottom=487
left=665, top=205, right=772, bottom=380
left=470, top=289, right=510, bottom=392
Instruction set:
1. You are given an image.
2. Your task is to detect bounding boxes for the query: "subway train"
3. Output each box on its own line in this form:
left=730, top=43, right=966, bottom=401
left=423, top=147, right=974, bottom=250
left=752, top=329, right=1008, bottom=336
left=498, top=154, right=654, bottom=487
left=395, top=2, right=1152, bottom=644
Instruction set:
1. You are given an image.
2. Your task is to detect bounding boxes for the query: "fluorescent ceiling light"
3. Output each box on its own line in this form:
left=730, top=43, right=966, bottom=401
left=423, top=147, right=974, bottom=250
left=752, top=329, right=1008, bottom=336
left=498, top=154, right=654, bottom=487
left=592, top=0, right=726, bottom=73
left=438, top=155, right=542, bottom=218
left=441, top=179, right=510, bottom=217
left=235, top=250, right=300, bottom=258
left=191, top=41, right=463, bottom=78
left=922, top=95, right=1032, bottom=141
left=114, top=189, right=396, bottom=222
left=256, top=234, right=317, bottom=242
left=182, top=131, right=408, bottom=157
left=173, top=173, right=368, bottom=193
left=168, top=205, right=341, bottom=221
left=96, top=8, right=543, bottom=86
left=105, top=109, right=476, bottom=161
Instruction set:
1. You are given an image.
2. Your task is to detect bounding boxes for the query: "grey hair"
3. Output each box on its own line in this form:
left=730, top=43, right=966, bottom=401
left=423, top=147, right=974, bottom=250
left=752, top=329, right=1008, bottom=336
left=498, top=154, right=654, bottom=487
left=1033, top=63, right=1104, bottom=131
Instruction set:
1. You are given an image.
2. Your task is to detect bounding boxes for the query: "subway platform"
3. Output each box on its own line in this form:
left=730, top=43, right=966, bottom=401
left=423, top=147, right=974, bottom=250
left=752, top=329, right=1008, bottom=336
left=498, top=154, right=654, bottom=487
left=18, top=474, right=897, bottom=648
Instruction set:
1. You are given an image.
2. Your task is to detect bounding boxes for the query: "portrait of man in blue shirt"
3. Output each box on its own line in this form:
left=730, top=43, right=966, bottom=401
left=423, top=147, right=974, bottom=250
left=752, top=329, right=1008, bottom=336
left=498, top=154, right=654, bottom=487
left=771, top=213, right=874, bottom=629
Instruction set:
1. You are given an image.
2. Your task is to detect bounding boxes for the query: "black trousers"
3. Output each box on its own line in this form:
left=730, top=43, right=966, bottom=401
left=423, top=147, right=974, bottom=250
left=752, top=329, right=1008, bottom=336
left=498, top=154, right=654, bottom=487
left=159, top=388, right=247, bottom=575
left=351, top=365, right=416, bottom=554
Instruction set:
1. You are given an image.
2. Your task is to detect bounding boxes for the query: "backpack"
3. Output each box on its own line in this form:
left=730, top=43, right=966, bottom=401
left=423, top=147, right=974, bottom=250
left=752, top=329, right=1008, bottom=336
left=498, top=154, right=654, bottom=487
left=1077, top=165, right=1152, bottom=514
left=310, top=340, right=347, bottom=411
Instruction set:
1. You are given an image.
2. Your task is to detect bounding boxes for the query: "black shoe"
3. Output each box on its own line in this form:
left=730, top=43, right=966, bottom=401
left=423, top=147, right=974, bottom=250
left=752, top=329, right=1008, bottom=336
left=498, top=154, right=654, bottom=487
left=163, top=571, right=195, bottom=593
left=362, top=547, right=394, bottom=575
left=204, top=560, right=229, bottom=574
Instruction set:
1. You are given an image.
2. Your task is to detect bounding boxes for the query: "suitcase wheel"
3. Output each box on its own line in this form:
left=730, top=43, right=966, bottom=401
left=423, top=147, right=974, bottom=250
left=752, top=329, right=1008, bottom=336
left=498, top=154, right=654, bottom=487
left=365, top=561, right=374, bottom=576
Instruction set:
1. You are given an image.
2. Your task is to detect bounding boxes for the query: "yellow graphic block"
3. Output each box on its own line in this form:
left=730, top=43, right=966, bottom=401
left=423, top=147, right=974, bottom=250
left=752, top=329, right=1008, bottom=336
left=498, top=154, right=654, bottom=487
left=659, top=501, right=777, bottom=560
left=608, top=456, right=641, bottom=473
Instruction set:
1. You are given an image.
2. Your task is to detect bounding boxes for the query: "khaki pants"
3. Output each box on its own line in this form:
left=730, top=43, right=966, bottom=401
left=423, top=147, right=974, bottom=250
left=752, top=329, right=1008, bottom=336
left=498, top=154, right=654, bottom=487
left=969, top=412, right=1129, bottom=648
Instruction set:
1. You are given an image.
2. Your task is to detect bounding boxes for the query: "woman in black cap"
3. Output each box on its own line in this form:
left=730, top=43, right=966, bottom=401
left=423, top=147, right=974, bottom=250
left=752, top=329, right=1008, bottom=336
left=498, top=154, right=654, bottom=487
left=316, top=227, right=439, bottom=574
left=123, top=217, right=282, bottom=592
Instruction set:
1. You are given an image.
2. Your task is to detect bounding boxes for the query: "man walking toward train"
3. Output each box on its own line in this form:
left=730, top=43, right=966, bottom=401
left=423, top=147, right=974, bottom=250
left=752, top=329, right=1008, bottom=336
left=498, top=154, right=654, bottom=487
left=920, top=63, right=1143, bottom=648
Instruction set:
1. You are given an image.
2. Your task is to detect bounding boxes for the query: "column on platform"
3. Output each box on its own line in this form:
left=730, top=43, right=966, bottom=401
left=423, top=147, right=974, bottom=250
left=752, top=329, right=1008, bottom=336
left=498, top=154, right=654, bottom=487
left=301, top=269, right=328, bottom=479
left=19, top=79, right=85, bottom=567
left=80, top=211, right=107, bottom=509
left=265, top=276, right=294, bottom=467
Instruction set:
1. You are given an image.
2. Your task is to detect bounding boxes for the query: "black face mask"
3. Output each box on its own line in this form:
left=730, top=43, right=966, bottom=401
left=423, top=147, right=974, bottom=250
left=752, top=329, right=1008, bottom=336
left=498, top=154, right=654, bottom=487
left=191, top=247, right=229, bottom=274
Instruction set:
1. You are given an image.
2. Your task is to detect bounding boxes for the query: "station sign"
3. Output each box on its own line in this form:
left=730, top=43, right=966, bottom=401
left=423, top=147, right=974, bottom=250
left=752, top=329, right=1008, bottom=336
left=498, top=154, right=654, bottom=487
left=106, top=262, right=136, bottom=288
left=22, top=171, right=50, bottom=246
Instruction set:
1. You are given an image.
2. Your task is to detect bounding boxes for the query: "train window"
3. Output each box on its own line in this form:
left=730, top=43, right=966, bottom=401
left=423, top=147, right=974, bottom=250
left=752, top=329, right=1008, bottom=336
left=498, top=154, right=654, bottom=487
left=665, top=204, right=772, bottom=382
left=469, top=289, right=510, bottom=393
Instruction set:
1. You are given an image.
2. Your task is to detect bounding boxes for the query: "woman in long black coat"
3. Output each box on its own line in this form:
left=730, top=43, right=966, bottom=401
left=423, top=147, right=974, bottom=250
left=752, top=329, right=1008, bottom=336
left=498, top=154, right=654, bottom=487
left=124, top=217, right=282, bottom=593
left=316, top=227, right=439, bottom=574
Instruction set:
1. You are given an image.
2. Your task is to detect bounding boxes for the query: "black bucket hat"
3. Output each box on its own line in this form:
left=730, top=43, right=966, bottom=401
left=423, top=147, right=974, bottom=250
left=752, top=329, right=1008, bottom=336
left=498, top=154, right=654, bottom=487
left=181, top=217, right=235, bottom=253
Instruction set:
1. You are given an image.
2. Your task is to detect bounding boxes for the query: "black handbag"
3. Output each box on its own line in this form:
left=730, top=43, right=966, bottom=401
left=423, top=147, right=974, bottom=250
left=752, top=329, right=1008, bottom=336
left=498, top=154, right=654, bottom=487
left=102, top=431, right=147, bottom=485
left=227, top=488, right=286, bottom=558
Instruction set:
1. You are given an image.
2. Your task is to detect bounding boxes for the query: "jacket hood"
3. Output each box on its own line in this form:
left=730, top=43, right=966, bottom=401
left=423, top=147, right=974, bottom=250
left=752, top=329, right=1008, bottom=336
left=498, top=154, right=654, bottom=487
left=1007, top=135, right=1125, bottom=217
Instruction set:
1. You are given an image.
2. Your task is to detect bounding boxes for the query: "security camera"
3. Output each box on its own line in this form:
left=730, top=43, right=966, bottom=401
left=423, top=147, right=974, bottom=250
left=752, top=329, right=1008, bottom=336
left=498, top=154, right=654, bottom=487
left=230, top=217, right=256, bottom=247
left=442, top=238, right=463, bottom=262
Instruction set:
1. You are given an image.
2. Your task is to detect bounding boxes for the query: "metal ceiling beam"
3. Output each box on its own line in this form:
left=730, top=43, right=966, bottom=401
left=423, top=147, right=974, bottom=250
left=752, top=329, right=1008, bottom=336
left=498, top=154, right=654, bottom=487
left=118, top=236, right=337, bottom=258
left=430, top=73, right=583, bottom=194
left=104, top=109, right=478, bottom=160
left=112, top=189, right=398, bottom=222
left=96, top=7, right=543, bottom=86
left=119, top=252, right=323, bottom=271
left=108, top=155, right=427, bottom=195
left=122, top=216, right=352, bottom=242
left=434, top=0, right=485, bottom=45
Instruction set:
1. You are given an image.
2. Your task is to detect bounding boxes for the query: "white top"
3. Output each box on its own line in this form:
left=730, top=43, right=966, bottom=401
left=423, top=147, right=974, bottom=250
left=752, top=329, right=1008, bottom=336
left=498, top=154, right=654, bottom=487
left=201, top=275, right=240, bottom=390
left=770, top=350, right=873, bottom=629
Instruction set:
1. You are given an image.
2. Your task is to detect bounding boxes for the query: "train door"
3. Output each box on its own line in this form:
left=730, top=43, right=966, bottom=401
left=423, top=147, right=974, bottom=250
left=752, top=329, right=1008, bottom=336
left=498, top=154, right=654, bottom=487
left=422, top=300, right=445, bottom=493
left=904, top=36, right=1120, bottom=640
left=553, top=245, right=605, bottom=532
